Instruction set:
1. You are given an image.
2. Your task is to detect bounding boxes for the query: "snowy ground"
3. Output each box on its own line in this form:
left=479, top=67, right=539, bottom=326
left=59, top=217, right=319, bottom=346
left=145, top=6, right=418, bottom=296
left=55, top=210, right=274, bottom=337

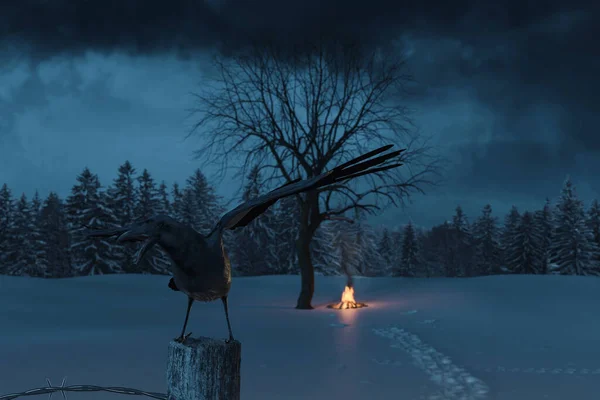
left=1, top=274, right=599, bottom=400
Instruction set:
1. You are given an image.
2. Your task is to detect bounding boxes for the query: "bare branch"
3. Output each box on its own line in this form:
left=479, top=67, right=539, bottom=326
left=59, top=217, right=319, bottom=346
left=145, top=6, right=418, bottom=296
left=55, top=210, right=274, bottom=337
left=188, top=38, right=442, bottom=228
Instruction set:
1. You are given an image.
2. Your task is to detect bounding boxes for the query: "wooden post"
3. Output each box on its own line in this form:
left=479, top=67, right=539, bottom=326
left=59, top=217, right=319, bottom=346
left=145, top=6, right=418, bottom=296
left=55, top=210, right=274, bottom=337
left=166, top=337, right=242, bottom=400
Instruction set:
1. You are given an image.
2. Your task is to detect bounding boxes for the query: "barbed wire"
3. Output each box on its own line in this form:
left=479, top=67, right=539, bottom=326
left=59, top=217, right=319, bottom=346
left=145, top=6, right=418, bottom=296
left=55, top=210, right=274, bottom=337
left=0, top=378, right=167, bottom=400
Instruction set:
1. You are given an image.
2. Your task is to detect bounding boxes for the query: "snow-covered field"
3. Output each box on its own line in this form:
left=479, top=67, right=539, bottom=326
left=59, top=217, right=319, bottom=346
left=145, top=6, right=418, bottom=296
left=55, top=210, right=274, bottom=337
left=1, top=274, right=599, bottom=400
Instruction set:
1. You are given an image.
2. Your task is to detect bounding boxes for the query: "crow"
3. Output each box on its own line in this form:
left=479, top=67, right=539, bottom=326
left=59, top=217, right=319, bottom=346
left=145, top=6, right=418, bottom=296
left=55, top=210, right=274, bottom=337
left=86, top=144, right=404, bottom=343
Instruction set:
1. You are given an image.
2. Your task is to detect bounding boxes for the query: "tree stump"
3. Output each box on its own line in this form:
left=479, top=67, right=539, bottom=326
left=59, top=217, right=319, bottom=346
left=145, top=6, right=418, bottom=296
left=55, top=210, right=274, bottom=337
left=166, top=337, right=242, bottom=400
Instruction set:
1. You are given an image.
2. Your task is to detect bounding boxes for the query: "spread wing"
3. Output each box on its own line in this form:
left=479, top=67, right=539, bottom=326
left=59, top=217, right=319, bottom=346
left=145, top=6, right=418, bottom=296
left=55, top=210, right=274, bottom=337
left=218, top=144, right=404, bottom=230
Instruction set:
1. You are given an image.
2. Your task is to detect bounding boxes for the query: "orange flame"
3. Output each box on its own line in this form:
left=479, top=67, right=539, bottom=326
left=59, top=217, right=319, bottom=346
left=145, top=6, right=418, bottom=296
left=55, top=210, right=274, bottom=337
left=328, top=285, right=367, bottom=309
left=341, top=285, right=356, bottom=304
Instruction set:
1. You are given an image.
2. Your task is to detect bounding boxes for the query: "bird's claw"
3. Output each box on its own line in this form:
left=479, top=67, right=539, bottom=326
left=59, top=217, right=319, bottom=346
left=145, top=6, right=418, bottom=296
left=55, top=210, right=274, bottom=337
left=175, top=332, right=192, bottom=343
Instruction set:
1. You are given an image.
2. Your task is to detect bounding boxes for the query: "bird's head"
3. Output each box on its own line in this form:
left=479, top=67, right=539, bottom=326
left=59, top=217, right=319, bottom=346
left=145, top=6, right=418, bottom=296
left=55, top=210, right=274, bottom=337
left=116, top=214, right=175, bottom=243
left=117, top=214, right=182, bottom=263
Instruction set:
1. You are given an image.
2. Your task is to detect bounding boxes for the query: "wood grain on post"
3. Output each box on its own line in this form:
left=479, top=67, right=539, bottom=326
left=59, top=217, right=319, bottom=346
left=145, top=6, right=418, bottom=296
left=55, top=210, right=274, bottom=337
left=166, top=337, right=242, bottom=400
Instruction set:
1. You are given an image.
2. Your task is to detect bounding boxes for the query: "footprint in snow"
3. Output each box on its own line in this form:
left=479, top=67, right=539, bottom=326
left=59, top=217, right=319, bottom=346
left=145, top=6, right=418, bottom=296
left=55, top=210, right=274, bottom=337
left=479, top=366, right=600, bottom=375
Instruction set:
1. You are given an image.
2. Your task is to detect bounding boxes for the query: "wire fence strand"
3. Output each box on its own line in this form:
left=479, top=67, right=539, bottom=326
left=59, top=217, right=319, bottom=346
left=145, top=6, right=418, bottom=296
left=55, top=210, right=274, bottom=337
left=0, top=378, right=167, bottom=400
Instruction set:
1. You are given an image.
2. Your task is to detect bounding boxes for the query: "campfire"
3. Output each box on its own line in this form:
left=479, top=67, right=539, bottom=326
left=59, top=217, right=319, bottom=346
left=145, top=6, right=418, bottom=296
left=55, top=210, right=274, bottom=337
left=327, top=285, right=368, bottom=309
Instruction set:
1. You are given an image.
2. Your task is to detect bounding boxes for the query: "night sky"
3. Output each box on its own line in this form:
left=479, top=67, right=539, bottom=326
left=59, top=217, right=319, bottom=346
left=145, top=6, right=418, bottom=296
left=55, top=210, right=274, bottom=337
left=1, top=0, right=598, bottom=228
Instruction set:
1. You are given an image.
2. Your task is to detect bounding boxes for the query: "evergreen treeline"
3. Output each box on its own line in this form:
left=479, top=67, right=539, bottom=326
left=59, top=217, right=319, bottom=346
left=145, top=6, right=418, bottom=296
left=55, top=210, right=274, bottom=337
left=0, top=162, right=224, bottom=277
left=0, top=168, right=599, bottom=279
left=398, top=176, right=600, bottom=277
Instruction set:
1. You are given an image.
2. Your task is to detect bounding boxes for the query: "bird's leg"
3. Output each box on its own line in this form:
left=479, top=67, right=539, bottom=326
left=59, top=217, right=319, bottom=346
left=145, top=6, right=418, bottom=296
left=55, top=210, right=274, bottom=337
left=221, top=296, right=234, bottom=343
left=175, top=297, right=194, bottom=343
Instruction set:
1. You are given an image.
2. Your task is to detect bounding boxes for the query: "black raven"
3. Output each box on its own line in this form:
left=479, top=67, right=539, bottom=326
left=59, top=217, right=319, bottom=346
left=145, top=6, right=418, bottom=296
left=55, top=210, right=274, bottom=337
left=87, top=144, right=404, bottom=342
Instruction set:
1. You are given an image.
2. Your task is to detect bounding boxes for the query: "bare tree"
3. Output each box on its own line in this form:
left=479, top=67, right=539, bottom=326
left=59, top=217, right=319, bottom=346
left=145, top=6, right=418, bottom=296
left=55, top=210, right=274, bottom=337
left=190, top=39, right=440, bottom=309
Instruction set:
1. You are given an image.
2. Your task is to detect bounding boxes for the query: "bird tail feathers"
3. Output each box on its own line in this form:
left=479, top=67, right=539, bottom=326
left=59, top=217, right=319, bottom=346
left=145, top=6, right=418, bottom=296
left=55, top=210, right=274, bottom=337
left=326, top=145, right=405, bottom=185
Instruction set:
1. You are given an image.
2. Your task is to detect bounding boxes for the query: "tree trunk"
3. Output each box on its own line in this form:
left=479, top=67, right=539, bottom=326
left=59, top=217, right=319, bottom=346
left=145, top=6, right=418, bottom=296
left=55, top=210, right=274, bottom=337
left=295, top=231, right=315, bottom=309
left=295, top=191, right=321, bottom=310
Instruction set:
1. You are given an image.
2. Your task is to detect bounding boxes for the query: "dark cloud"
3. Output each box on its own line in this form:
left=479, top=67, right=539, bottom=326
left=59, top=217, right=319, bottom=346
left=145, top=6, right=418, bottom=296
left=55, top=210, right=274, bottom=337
left=0, top=0, right=595, bottom=56
left=394, top=2, right=600, bottom=192
left=452, top=140, right=567, bottom=191
left=1, top=0, right=599, bottom=226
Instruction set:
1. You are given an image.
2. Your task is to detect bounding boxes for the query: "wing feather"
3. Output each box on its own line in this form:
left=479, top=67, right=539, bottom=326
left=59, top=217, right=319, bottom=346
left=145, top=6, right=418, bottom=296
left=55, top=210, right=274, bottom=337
left=218, top=145, right=404, bottom=230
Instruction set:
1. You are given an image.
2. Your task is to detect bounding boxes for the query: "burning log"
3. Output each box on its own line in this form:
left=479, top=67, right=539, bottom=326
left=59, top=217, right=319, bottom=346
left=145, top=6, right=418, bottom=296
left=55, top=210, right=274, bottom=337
left=327, top=284, right=368, bottom=309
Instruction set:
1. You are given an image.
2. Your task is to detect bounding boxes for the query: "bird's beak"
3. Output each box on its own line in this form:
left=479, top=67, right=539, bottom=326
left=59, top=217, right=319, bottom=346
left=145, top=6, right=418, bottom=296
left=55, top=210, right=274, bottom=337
left=116, top=224, right=152, bottom=243
left=134, top=237, right=159, bottom=266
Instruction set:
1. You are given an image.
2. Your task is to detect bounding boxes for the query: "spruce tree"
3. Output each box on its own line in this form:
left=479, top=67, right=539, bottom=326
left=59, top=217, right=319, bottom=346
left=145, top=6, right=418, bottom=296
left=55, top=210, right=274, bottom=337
left=171, top=183, right=184, bottom=221
left=29, top=191, right=44, bottom=274
left=107, top=161, right=138, bottom=273
left=0, top=184, right=14, bottom=273
left=398, top=221, right=419, bottom=277
left=449, top=206, right=473, bottom=276
left=352, top=214, right=381, bottom=276
left=472, top=204, right=501, bottom=275
left=186, top=169, right=222, bottom=234
left=37, top=192, right=71, bottom=278
left=415, top=230, right=432, bottom=277
left=66, top=168, right=121, bottom=275
left=147, top=180, right=174, bottom=275
left=501, top=206, right=521, bottom=273
left=534, top=198, right=554, bottom=274
left=550, top=177, right=598, bottom=275
left=30, top=191, right=42, bottom=217
left=230, top=166, right=277, bottom=275
left=271, top=196, right=300, bottom=274
left=330, top=219, right=358, bottom=277
left=109, top=161, right=137, bottom=223
left=508, top=211, right=543, bottom=274
left=157, top=181, right=171, bottom=214
left=389, top=228, right=403, bottom=275
left=421, top=222, right=453, bottom=277
left=135, top=168, right=169, bottom=274
left=588, top=199, right=600, bottom=249
left=318, top=213, right=379, bottom=278
left=180, top=187, right=197, bottom=227
left=378, top=228, right=393, bottom=273
left=5, top=194, right=38, bottom=276
left=311, top=221, right=341, bottom=276
left=136, top=169, right=159, bottom=219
